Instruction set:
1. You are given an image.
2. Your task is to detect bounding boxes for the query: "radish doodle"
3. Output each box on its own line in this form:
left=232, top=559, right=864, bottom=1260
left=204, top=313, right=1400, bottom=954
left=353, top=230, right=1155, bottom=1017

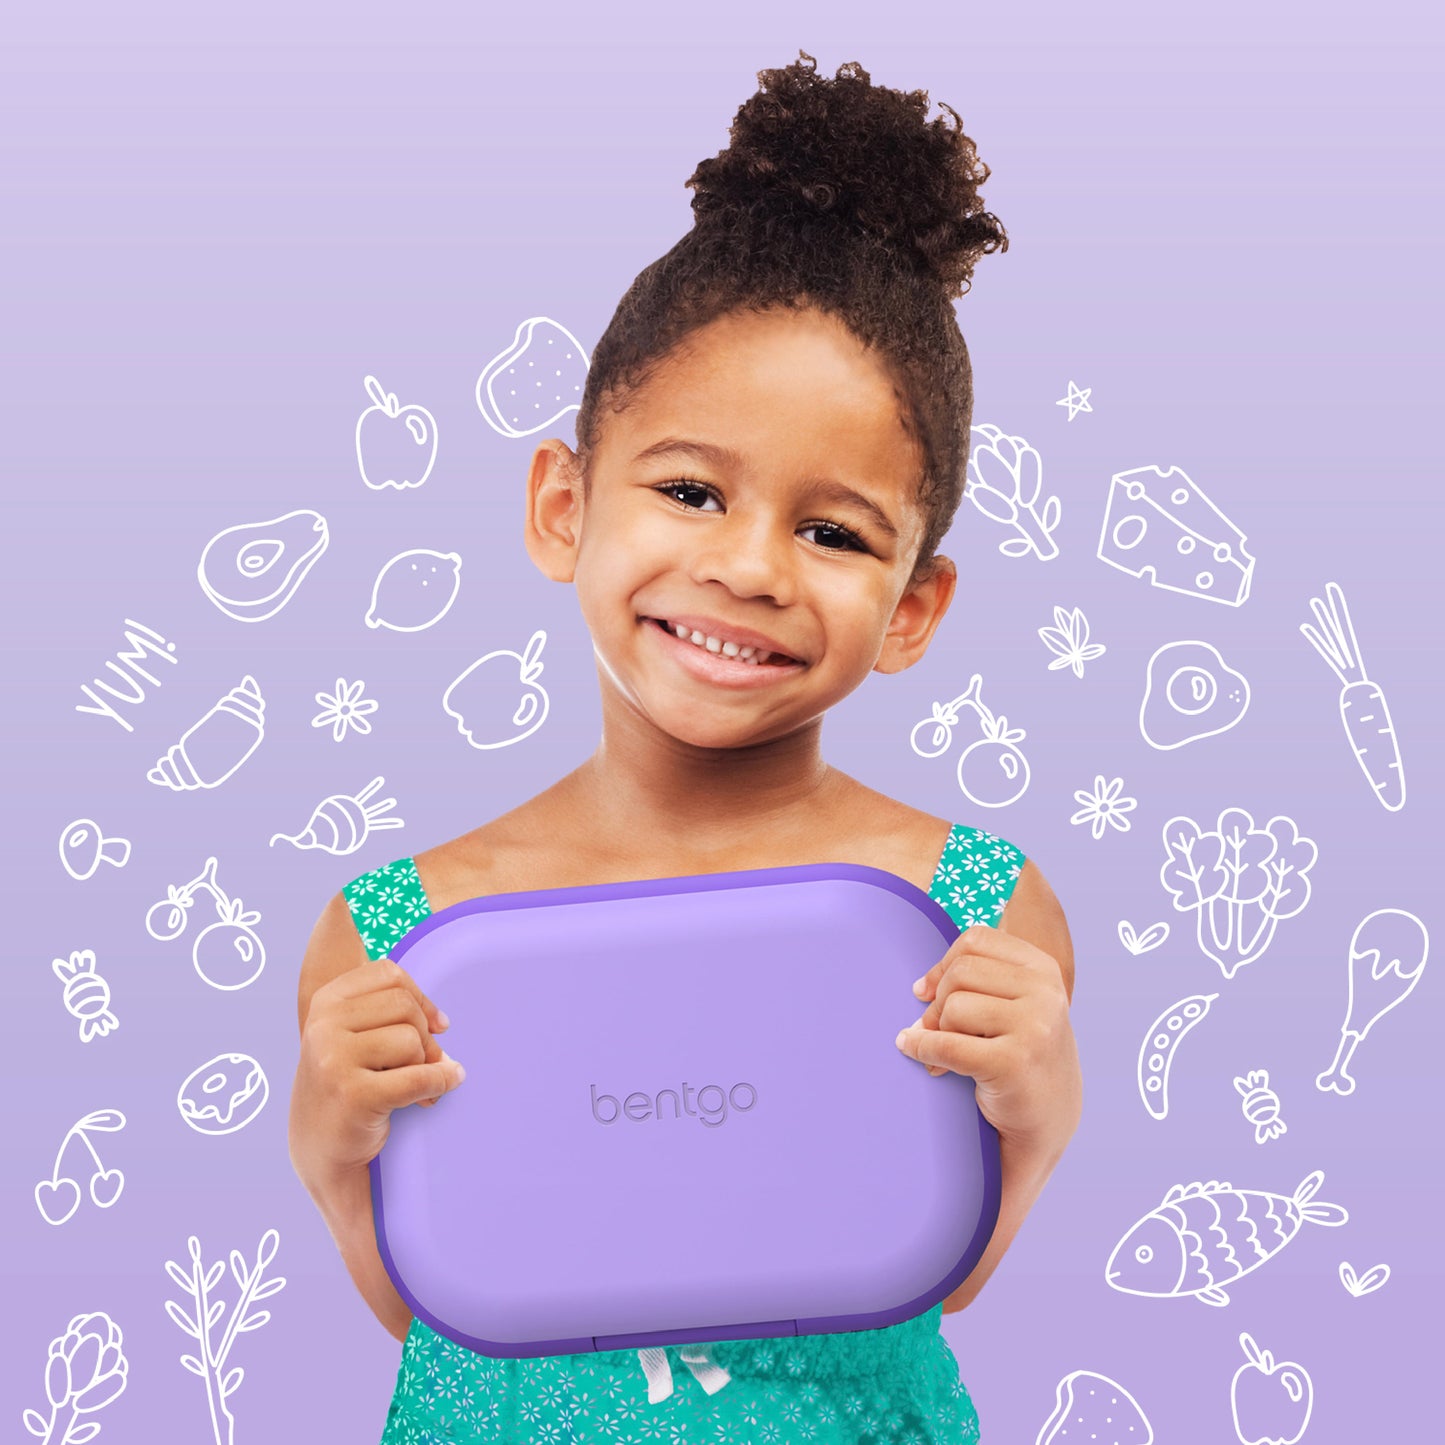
left=907, top=673, right=1031, bottom=808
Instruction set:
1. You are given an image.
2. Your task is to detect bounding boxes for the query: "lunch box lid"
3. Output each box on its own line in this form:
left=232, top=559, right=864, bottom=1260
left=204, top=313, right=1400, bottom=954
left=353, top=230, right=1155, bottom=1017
left=371, top=861, right=1001, bottom=1357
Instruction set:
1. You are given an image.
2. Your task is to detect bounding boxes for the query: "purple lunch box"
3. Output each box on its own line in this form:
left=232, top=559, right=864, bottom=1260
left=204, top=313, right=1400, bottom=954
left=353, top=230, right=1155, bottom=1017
left=371, top=861, right=1001, bottom=1358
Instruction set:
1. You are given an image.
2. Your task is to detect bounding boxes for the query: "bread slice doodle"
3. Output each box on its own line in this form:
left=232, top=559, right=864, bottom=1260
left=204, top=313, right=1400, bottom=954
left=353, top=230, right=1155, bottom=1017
left=1035, top=1369, right=1153, bottom=1444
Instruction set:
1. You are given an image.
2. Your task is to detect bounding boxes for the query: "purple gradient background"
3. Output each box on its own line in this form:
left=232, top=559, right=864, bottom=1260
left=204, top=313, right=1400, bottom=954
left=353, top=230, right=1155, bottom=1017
left=3, top=8, right=1441, bottom=1442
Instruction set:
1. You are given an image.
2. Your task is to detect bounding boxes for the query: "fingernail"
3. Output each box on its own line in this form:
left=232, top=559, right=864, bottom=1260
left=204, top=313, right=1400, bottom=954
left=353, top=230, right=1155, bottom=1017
left=911, top=976, right=927, bottom=998
left=436, top=1009, right=450, bottom=1031
left=895, top=1028, right=911, bottom=1049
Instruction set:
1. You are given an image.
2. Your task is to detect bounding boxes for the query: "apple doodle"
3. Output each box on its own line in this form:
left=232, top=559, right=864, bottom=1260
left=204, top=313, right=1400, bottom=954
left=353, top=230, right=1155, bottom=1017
left=1138, top=639, right=1251, bottom=750
left=197, top=509, right=329, bottom=623
left=442, top=628, right=551, bottom=750
left=1097, top=464, right=1255, bottom=606
left=476, top=317, right=590, bottom=438
left=355, top=374, right=438, bottom=491
left=1231, top=1333, right=1313, bottom=1445
left=364, top=548, right=463, bottom=632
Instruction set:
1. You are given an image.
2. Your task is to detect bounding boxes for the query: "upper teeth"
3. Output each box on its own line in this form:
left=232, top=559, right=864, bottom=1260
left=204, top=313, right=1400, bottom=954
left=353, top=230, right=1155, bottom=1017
left=664, top=620, right=789, bottom=665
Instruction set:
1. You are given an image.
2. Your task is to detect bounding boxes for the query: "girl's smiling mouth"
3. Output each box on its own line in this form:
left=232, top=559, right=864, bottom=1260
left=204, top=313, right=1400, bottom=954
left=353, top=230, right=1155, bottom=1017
left=640, top=616, right=806, bottom=686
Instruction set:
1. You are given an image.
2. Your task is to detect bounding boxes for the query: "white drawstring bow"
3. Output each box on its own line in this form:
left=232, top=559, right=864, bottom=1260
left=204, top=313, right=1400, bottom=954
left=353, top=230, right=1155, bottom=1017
left=635, top=1342, right=732, bottom=1403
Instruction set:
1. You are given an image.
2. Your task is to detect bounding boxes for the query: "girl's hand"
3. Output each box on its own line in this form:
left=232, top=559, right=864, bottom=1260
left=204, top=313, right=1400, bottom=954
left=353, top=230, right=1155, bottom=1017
left=896, top=923, right=1081, bottom=1157
left=290, top=958, right=464, bottom=1184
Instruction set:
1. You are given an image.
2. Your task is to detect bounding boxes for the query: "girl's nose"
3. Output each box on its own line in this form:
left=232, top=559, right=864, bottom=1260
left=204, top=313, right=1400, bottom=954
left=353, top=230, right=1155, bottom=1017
left=686, top=518, right=797, bottom=601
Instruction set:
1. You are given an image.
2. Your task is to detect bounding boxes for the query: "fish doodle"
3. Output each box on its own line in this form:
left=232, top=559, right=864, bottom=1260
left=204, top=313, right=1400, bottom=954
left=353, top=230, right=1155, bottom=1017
left=1105, top=1169, right=1348, bottom=1307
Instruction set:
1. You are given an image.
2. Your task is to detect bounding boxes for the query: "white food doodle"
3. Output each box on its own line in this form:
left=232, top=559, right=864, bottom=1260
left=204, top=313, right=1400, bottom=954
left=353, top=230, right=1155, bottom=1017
left=269, top=775, right=404, bottom=855
left=34, top=1108, right=127, bottom=1226
left=442, top=629, right=551, bottom=750
left=145, top=856, right=267, bottom=991
left=1098, top=463, right=1255, bottom=605
left=1159, top=808, right=1317, bottom=979
left=1232, top=1332, right=1313, bottom=1445
left=58, top=818, right=131, bottom=880
left=1139, top=639, right=1250, bottom=750
left=1118, top=920, right=1170, bottom=955
left=966, top=422, right=1062, bottom=560
left=1055, top=379, right=1093, bottom=422
left=52, top=949, right=118, bottom=1042
left=164, top=1227, right=286, bottom=1445
left=1338, top=1261, right=1390, bottom=1298
left=22, top=1311, right=129, bottom=1442
left=356, top=374, right=438, bottom=491
left=1233, top=1069, right=1287, bottom=1144
left=1137, top=992, right=1218, bottom=1120
left=1038, top=604, right=1106, bottom=678
left=476, top=317, right=590, bottom=438
left=74, top=618, right=179, bottom=731
left=1070, top=775, right=1137, bottom=839
left=311, top=677, right=379, bottom=741
left=1299, top=580, right=1405, bottom=812
left=907, top=674, right=1031, bottom=808
left=197, top=510, right=329, bottom=623
left=365, top=548, right=462, bottom=632
left=1106, top=1169, right=1348, bottom=1307
left=1316, top=908, right=1428, bottom=1096
left=176, top=1053, right=269, bottom=1135
left=148, top=676, right=266, bottom=791
left=1035, top=1369, right=1152, bottom=1445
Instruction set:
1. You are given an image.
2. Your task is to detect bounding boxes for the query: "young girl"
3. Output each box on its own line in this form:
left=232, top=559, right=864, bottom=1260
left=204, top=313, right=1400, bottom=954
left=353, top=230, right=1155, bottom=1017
left=289, top=49, right=1081, bottom=1444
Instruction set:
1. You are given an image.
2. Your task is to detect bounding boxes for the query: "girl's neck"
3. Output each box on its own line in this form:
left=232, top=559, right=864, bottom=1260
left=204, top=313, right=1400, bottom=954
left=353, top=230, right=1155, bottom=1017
left=568, top=722, right=844, bottom=863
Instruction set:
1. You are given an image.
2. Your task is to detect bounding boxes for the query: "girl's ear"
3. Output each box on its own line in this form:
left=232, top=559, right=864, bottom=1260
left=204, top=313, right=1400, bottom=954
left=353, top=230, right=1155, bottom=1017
left=873, top=557, right=958, bottom=675
left=524, top=440, right=586, bottom=582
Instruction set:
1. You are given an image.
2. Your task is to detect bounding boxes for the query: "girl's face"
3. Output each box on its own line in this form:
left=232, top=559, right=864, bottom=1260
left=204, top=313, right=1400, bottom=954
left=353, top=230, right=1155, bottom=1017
left=526, top=303, right=957, bottom=751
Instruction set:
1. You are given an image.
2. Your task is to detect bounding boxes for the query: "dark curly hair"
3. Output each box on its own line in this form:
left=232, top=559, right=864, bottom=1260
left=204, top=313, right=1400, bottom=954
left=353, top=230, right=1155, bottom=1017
left=569, top=49, right=1009, bottom=586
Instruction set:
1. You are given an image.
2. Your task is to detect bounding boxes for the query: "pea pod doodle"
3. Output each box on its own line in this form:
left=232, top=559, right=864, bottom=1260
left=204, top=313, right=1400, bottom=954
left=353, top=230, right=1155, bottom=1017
left=1137, top=992, right=1218, bottom=1120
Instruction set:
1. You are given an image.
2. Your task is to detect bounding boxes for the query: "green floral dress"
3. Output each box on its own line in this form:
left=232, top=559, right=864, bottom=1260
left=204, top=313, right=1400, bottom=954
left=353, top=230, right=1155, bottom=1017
left=342, top=822, right=1025, bottom=1444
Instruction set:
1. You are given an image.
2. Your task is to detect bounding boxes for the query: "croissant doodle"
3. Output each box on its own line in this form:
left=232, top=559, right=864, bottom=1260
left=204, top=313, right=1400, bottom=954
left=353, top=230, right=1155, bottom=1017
left=147, top=676, right=266, bottom=791
left=269, top=775, right=405, bottom=856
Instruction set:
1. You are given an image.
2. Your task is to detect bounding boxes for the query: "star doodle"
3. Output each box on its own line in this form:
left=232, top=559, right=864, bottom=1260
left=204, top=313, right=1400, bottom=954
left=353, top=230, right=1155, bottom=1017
left=1056, top=380, right=1092, bottom=421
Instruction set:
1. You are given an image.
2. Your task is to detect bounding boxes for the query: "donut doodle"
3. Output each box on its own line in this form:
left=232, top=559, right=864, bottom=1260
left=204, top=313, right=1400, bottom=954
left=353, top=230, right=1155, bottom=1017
left=1136, top=991, right=1218, bottom=1120
left=176, top=1053, right=269, bottom=1135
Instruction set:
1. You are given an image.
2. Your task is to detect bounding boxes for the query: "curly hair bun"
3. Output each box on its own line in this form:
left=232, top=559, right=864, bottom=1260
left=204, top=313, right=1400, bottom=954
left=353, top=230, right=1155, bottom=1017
left=686, top=50, right=1007, bottom=299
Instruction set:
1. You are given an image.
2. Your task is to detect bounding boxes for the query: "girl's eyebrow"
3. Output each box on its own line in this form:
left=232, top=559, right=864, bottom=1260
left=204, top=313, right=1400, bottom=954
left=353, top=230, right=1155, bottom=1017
left=632, top=435, right=901, bottom=542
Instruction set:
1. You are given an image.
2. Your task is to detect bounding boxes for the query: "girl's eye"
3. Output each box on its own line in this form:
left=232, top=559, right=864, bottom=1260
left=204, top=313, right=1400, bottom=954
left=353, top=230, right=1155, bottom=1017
left=653, top=478, right=869, bottom=554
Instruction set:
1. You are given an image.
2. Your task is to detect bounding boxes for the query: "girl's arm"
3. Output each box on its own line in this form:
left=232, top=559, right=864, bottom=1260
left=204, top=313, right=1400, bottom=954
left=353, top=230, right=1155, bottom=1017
left=940, top=1130, right=1066, bottom=1313
left=289, top=892, right=453, bottom=1345
left=919, top=861, right=1080, bottom=1317
left=293, top=1155, right=415, bottom=1345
